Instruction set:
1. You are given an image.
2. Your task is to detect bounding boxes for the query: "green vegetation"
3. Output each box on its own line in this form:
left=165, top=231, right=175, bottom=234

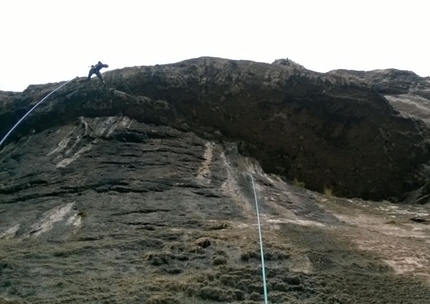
left=292, top=178, right=305, bottom=188
left=323, top=187, right=333, bottom=197
left=269, top=174, right=282, bottom=182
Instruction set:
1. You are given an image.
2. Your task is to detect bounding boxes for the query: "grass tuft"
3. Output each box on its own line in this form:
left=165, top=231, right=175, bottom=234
left=292, top=178, right=305, bottom=188
left=323, top=187, right=333, bottom=197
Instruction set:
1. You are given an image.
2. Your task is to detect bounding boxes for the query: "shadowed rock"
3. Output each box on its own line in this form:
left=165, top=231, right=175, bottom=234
left=2, top=57, right=430, bottom=200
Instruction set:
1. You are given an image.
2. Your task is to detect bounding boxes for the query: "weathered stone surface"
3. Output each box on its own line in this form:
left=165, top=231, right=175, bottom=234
left=2, top=57, right=430, bottom=200
left=1, top=117, right=430, bottom=303
left=2, top=58, right=430, bottom=303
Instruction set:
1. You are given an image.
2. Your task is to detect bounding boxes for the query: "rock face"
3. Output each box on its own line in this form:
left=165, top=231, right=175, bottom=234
left=2, top=57, right=430, bottom=201
left=2, top=116, right=430, bottom=303
left=106, top=58, right=430, bottom=201
left=2, top=57, right=430, bottom=303
left=329, top=68, right=430, bottom=203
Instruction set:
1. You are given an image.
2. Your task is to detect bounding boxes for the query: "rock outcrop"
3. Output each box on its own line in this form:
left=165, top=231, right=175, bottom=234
left=2, top=57, right=430, bottom=303
left=330, top=68, right=430, bottom=203
left=2, top=57, right=430, bottom=201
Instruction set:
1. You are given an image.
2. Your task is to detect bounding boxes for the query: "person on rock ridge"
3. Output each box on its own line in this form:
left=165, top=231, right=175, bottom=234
left=87, top=61, right=109, bottom=86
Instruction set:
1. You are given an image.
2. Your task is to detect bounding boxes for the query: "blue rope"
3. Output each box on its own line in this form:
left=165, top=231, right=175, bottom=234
left=0, top=78, right=75, bottom=147
left=250, top=172, right=269, bottom=304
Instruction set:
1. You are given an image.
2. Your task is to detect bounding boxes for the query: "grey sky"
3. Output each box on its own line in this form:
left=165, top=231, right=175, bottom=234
left=1, top=0, right=429, bottom=91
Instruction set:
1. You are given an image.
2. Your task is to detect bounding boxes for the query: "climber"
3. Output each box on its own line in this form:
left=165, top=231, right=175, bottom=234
left=87, top=61, right=109, bottom=86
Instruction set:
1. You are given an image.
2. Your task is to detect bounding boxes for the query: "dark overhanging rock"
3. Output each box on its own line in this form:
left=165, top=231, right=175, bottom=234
left=1, top=56, right=430, bottom=202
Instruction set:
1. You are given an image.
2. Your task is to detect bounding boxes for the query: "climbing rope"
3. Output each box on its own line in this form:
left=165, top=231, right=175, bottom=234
left=250, top=171, right=269, bottom=304
left=234, top=148, right=269, bottom=303
left=118, top=76, right=136, bottom=98
left=116, top=76, right=191, bottom=134
left=117, top=76, right=170, bottom=126
left=0, top=78, right=75, bottom=148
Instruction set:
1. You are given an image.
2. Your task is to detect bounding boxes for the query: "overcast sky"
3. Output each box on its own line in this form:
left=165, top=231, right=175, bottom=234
left=1, top=0, right=429, bottom=91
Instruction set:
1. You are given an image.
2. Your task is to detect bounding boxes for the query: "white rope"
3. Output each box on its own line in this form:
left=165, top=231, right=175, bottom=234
left=0, top=78, right=75, bottom=147
left=234, top=146, right=269, bottom=303
left=250, top=171, right=269, bottom=304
